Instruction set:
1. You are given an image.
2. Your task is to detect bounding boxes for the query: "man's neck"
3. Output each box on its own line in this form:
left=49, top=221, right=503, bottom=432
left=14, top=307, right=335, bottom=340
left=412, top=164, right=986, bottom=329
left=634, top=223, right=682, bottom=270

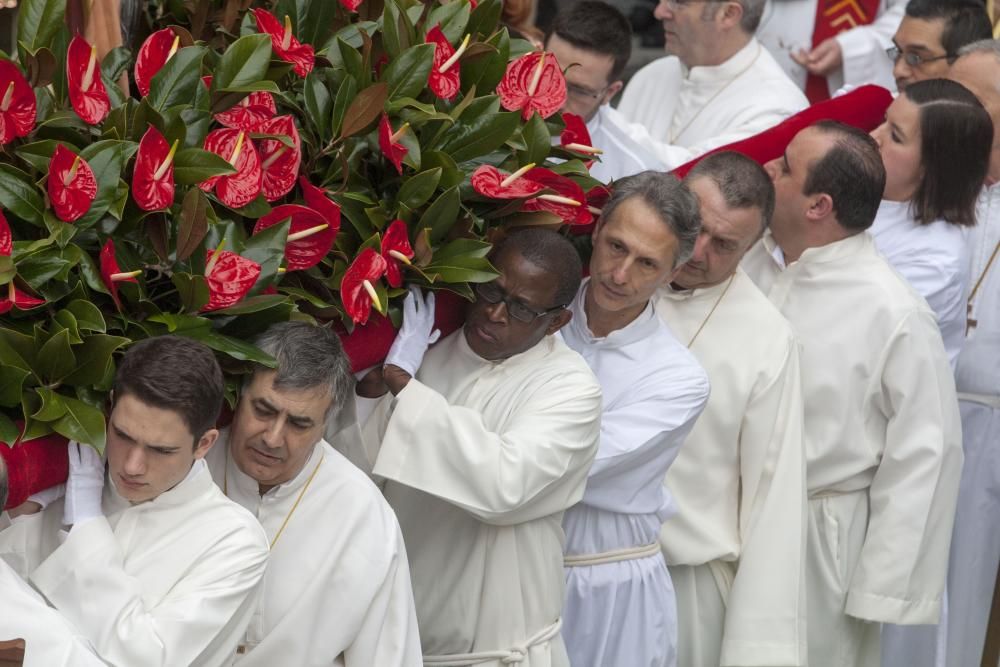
left=688, top=32, right=751, bottom=69
left=775, top=226, right=853, bottom=264
left=583, top=284, right=645, bottom=338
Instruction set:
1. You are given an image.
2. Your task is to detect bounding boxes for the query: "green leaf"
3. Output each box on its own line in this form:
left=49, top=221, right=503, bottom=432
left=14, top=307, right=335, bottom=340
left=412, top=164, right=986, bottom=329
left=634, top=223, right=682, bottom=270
left=173, top=272, right=210, bottom=312
left=381, top=43, right=434, bottom=102
left=423, top=256, right=498, bottom=283
left=466, top=0, right=503, bottom=40
left=398, top=168, right=442, bottom=210
left=439, top=105, right=520, bottom=163
left=381, top=0, right=411, bottom=58
left=180, top=328, right=277, bottom=365
left=148, top=45, right=208, bottom=112
left=148, top=312, right=211, bottom=333
left=422, top=151, right=464, bottom=189
left=433, top=238, right=493, bottom=261
left=0, top=366, right=30, bottom=408
left=41, top=211, right=76, bottom=248
left=461, top=30, right=508, bottom=94
left=419, top=185, right=462, bottom=244
left=17, top=0, right=66, bottom=52
left=0, top=413, right=18, bottom=444
left=210, top=294, right=288, bottom=315
left=53, top=309, right=82, bottom=344
left=212, top=34, right=272, bottom=92
left=15, top=139, right=68, bottom=171
left=176, top=187, right=210, bottom=261
left=0, top=328, right=37, bottom=375
left=427, top=2, right=471, bottom=43
left=65, top=300, right=106, bottom=333
left=173, top=148, right=237, bottom=185
left=36, top=328, right=76, bottom=383
left=518, top=112, right=551, bottom=166
left=321, top=21, right=379, bottom=55
left=34, top=388, right=106, bottom=452
left=337, top=38, right=365, bottom=84
left=304, top=71, right=332, bottom=138
left=62, top=335, right=129, bottom=387
left=101, top=46, right=132, bottom=82
left=339, top=82, right=388, bottom=139
left=241, top=220, right=289, bottom=292
left=0, top=164, right=45, bottom=225
left=75, top=140, right=139, bottom=230
left=330, top=75, right=358, bottom=138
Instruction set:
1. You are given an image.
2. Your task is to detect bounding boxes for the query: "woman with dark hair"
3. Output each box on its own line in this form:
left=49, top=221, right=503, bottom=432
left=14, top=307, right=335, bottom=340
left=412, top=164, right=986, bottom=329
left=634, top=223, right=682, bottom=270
left=870, top=77, right=993, bottom=366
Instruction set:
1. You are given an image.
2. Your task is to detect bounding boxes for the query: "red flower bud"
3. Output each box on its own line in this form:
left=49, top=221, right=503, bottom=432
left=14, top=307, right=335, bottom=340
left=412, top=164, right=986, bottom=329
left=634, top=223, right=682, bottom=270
left=133, top=125, right=177, bottom=211
left=253, top=9, right=315, bottom=77
left=99, top=238, right=139, bottom=310
left=470, top=164, right=546, bottom=199
left=48, top=145, right=97, bottom=222
left=253, top=203, right=337, bottom=271
left=204, top=76, right=278, bottom=131
left=201, top=250, right=262, bottom=312
left=426, top=26, right=463, bottom=101
left=378, top=114, right=409, bottom=176
left=381, top=219, right=414, bottom=288
left=258, top=115, right=301, bottom=202
left=0, top=281, right=45, bottom=315
left=67, top=35, right=110, bottom=125
left=342, top=248, right=388, bottom=325
left=497, top=51, right=567, bottom=121
left=0, top=60, right=36, bottom=145
left=135, top=27, right=183, bottom=97
left=199, top=128, right=262, bottom=209
left=519, top=167, right=592, bottom=226
left=0, top=211, right=11, bottom=256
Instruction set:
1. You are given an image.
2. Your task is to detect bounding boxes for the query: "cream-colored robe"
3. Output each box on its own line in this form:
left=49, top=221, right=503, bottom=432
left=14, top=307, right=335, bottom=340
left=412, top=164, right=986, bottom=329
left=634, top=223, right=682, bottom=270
left=655, top=267, right=807, bottom=667
left=366, top=329, right=602, bottom=666
left=205, top=434, right=422, bottom=667
left=0, top=460, right=269, bottom=667
left=743, top=231, right=964, bottom=667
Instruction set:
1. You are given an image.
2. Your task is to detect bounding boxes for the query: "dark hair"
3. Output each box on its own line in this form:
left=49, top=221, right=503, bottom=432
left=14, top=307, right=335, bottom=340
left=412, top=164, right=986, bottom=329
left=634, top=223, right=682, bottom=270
left=903, top=78, right=992, bottom=226
left=804, top=121, right=886, bottom=231
left=685, top=151, right=776, bottom=231
left=904, top=0, right=992, bottom=58
left=494, top=228, right=583, bottom=306
left=547, top=1, right=633, bottom=81
left=113, top=336, right=224, bottom=443
left=602, top=171, right=702, bottom=268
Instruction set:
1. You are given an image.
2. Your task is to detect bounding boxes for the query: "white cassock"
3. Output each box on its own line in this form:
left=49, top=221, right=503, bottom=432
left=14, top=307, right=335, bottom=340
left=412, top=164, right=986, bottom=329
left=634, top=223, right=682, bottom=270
left=204, top=433, right=422, bottom=667
left=0, top=559, right=106, bottom=666
left=586, top=105, right=667, bottom=183
left=560, top=282, right=710, bottom=667
left=363, top=329, right=602, bottom=667
left=0, top=460, right=269, bottom=667
left=616, top=38, right=808, bottom=170
left=870, top=199, right=970, bottom=368
left=756, top=0, right=902, bottom=94
left=742, top=231, right=964, bottom=667
left=655, top=268, right=808, bottom=667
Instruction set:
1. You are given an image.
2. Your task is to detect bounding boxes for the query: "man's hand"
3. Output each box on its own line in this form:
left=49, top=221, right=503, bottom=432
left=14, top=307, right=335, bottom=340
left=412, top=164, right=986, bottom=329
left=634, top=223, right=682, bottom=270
left=63, top=442, right=105, bottom=527
left=791, top=38, right=843, bottom=76
left=357, top=367, right=390, bottom=398
left=384, top=286, right=441, bottom=375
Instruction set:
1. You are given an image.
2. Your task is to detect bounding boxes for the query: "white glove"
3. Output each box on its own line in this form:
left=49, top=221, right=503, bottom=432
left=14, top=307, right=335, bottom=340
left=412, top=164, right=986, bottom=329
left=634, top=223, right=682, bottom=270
left=63, top=442, right=105, bottom=527
left=384, top=286, right=441, bottom=376
left=27, top=483, right=66, bottom=510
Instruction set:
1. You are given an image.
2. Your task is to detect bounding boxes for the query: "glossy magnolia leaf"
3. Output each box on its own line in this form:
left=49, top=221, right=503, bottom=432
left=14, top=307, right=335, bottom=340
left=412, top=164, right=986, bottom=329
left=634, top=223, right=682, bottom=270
left=33, top=388, right=106, bottom=452
left=304, top=71, right=332, bottom=137
left=148, top=312, right=211, bottom=334
left=519, top=112, right=551, bottom=166
left=36, top=328, right=76, bottom=383
left=173, top=272, right=211, bottom=312
left=182, top=328, right=277, bottom=365
left=210, top=293, right=287, bottom=315
left=176, top=188, right=210, bottom=262
left=0, top=164, right=45, bottom=226
left=173, top=147, right=238, bottom=185
left=466, top=0, right=503, bottom=40
left=17, top=0, right=66, bottom=53
left=0, top=365, right=30, bottom=408
left=65, top=299, right=106, bottom=333
left=433, top=238, right=493, bottom=261
left=75, top=140, right=138, bottom=230
left=382, top=43, right=435, bottom=102
left=242, top=218, right=290, bottom=288
left=62, top=334, right=129, bottom=387
left=419, top=185, right=461, bottom=244
left=398, top=168, right=442, bottom=211
left=15, top=139, right=65, bottom=171
left=147, top=45, right=207, bottom=112
left=439, top=107, right=520, bottom=163
left=339, top=82, right=388, bottom=139
left=330, top=75, right=357, bottom=138
left=213, top=34, right=273, bottom=93
left=427, top=2, right=471, bottom=44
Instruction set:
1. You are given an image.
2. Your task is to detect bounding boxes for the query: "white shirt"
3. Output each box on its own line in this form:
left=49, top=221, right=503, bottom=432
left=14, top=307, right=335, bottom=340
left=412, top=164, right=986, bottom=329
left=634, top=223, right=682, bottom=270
left=743, top=231, right=963, bottom=624
left=957, top=183, right=1000, bottom=397
left=0, top=460, right=269, bottom=667
left=870, top=200, right=970, bottom=367
left=655, top=268, right=808, bottom=666
left=206, top=435, right=422, bottom=667
left=617, top=38, right=808, bottom=169
left=586, top=105, right=667, bottom=183
left=366, top=330, right=602, bottom=666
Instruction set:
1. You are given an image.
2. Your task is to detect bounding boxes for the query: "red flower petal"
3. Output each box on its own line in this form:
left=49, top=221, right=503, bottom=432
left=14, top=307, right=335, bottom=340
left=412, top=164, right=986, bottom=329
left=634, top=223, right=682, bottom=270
left=258, top=115, right=301, bottom=202
left=67, top=35, right=110, bottom=125
left=0, top=211, right=11, bottom=256
left=560, top=112, right=592, bottom=147
left=199, top=128, right=262, bottom=209
left=299, top=177, right=342, bottom=237
left=253, top=204, right=337, bottom=271
left=340, top=0, right=363, bottom=11
left=497, top=51, right=567, bottom=121
left=132, top=125, right=176, bottom=211
left=380, top=219, right=414, bottom=288
left=0, top=283, right=45, bottom=314
left=215, top=91, right=277, bottom=131
left=470, top=164, right=546, bottom=199
left=520, top=167, right=593, bottom=226
left=342, top=248, right=388, bottom=325
left=48, top=145, right=97, bottom=222
left=0, top=60, right=36, bottom=145
left=134, top=28, right=183, bottom=98
left=202, top=250, right=262, bottom=312
left=253, top=9, right=315, bottom=77
left=99, top=238, right=137, bottom=310
left=378, top=114, right=408, bottom=175
left=426, top=26, right=460, bottom=101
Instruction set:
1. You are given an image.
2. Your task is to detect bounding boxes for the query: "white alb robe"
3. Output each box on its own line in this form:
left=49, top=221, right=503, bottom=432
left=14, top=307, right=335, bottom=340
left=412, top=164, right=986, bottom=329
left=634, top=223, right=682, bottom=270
left=205, top=434, right=422, bottom=667
left=617, top=38, right=808, bottom=170
left=742, top=231, right=964, bottom=667
left=560, top=282, right=709, bottom=667
left=756, top=0, right=902, bottom=94
left=870, top=199, right=970, bottom=367
left=655, top=268, right=808, bottom=667
left=0, top=460, right=269, bottom=667
left=366, top=330, right=602, bottom=667
left=586, top=105, right=667, bottom=183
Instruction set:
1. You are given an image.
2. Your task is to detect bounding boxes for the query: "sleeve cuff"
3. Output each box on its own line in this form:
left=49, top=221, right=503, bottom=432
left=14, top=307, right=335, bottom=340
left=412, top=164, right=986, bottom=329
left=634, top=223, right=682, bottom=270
left=845, top=589, right=942, bottom=625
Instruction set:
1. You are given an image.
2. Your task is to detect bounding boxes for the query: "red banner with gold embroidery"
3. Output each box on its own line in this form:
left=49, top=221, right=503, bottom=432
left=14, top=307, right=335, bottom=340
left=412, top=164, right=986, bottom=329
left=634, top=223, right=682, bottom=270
left=806, top=0, right=882, bottom=102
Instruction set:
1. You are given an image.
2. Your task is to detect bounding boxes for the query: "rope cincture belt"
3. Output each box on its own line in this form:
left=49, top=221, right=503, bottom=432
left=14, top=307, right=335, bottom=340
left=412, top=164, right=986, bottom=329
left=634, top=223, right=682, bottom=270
left=422, top=618, right=563, bottom=666
left=563, top=541, right=661, bottom=567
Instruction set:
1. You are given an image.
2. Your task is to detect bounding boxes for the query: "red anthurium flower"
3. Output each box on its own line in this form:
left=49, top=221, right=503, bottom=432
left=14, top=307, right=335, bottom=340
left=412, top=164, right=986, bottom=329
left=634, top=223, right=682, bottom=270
left=299, top=177, right=342, bottom=236
left=199, top=128, right=262, bottom=209
left=0, top=60, right=36, bottom=145
left=0, top=281, right=45, bottom=315
left=48, top=145, right=97, bottom=222
left=520, top=167, right=593, bottom=226
left=204, top=76, right=278, bottom=131
left=340, top=0, right=363, bottom=11
left=253, top=204, right=337, bottom=271
left=470, top=164, right=546, bottom=199
left=426, top=26, right=467, bottom=101
left=342, top=248, right=388, bottom=325
left=67, top=35, right=110, bottom=125
left=0, top=211, right=11, bottom=256
left=378, top=114, right=409, bottom=175
left=560, top=112, right=602, bottom=168
left=380, top=219, right=414, bottom=288
left=133, top=125, right=178, bottom=211
left=258, top=115, right=301, bottom=202
left=497, top=51, right=567, bottom=121
left=99, top=238, right=141, bottom=310
left=135, top=27, right=183, bottom=97
left=201, top=247, right=262, bottom=312
left=585, top=184, right=612, bottom=216
left=253, top=9, right=315, bottom=77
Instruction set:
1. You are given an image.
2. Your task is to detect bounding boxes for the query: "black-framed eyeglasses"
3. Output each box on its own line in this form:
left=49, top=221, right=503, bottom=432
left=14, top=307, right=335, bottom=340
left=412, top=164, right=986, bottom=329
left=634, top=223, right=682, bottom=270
left=474, top=282, right=567, bottom=323
left=885, top=46, right=953, bottom=67
left=566, top=82, right=609, bottom=102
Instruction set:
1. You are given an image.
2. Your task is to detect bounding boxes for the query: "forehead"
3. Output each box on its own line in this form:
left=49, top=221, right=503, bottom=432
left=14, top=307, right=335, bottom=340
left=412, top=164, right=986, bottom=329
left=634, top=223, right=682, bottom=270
left=547, top=34, right=616, bottom=83
left=245, top=370, right=332, bottom=418
left=787, top=127, right=836, bottom=172
left=493, top=246, right=561, bottom=305
left=687, top=176, right=762, bottom=239
left=950, top=54, right=1000, bottom=104
left=895, top=16, right=947, bottom=49
left=111, top=393, right=195, bottom=443
left=604, top=196, right=678, bottom=247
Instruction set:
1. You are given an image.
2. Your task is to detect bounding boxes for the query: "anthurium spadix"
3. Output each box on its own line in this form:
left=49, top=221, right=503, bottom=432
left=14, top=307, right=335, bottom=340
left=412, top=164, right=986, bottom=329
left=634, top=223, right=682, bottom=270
left=99, top=239, right=141, bottom=310
left=342, top=248, right=388, bottom=325
left=380, top=220, right=415, bottom=288
left=253, top=9, right=315, bottom=77
left=426, top=26, right=466, bottom=101
left=497, top=51, right=567, bottom=121
left=0, top=281, right=44, bottom=315
left=133, top=126, right=178, bottom=211
left=253, top=203, right=337, bottom=272
left=378, top=114, right=409, bottom=175
left=67, top=35, right=110, bottom=125
left=48, top=145, right=97, bottom=222
left=199, top=128, right=262, bottom=209
left=0, top=60, right=36, bottom=145
left=201, top=247, right=262, bottom=312
left=135, top=28, right=184, bottom=97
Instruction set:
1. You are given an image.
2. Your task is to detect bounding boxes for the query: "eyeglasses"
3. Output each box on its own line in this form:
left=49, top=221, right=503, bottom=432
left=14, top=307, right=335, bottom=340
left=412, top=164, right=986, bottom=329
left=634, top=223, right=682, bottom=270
left=661, top=0, right=728, bottom=9
left=566, top=82, right=608, bottom=102
left=885, top=46, right=953, bottom=67
left=474, top=282, right=567, bottom=323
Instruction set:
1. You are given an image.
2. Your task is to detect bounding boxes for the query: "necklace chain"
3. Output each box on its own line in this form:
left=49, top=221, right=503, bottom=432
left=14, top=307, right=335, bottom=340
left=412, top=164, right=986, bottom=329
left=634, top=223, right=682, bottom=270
left=686, top=274, right=736, bottom=348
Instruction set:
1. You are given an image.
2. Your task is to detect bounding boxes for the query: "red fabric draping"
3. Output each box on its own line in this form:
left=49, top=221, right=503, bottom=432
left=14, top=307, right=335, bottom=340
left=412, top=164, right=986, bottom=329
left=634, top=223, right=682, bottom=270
left=2, top=432, right=69, bottom=510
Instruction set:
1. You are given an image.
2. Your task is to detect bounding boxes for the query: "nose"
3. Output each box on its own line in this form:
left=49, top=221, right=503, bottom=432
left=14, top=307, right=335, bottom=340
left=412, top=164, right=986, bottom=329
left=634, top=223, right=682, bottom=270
left=763, top=159, right=780, bottom=182
left=261, top=416, right=285, bottom=449
left=123, top=445, right=146, bottom=477
left=610, top=258, right=631, bottom=285
left=690, top=232, right=710, bottom=263
left=892, top=59, right=911, bottom=88
left=484, top=300, right=509, bottom=324
left=870, top=122, right=886, bottom=147
left=654, top=0, right=673, bottom=21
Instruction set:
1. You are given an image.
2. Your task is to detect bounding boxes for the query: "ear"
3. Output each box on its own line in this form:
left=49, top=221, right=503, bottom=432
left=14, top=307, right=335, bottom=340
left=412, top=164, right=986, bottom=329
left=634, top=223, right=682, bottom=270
left=718, top=0, right=744, bottom=29
left=545, top=308, right=573, bottom=336
left=805, top=193, right=834, bottom=221
left=601, top=80, right=623, bottom=106
left=193, top=428, right=220, bottom=460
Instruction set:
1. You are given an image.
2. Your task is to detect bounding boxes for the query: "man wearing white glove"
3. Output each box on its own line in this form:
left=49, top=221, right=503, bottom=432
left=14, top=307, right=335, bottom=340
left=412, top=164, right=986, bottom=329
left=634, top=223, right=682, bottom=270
left=0, top=336, right=269, bottom=667
left=358, top=228, right=603, bottom=667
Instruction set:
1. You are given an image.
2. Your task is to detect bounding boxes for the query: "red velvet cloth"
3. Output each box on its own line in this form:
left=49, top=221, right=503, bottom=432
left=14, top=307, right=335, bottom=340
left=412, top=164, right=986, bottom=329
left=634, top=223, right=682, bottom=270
left=2, top=433, right=69, bottom=510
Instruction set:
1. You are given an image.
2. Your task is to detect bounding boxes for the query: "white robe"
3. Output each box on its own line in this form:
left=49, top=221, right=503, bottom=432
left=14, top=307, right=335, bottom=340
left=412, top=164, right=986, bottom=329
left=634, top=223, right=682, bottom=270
left=205, top=434, right=422, bottom=667
left=870, top=199, right=971, bottom=367
left=655, top=268, right=808, bottom=667
left=586, top=105, right=667, bottom=183
left=366, top=330, right=602, bottom=666
left=0, top=460, right=269, bottom=667
left=617, top=38, right=808, bottom=170
left=560, top=282, right=709, bottom=667
left=756, top=0, right=902, bottom=94
left=742, top=231, right=964, bottom=667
